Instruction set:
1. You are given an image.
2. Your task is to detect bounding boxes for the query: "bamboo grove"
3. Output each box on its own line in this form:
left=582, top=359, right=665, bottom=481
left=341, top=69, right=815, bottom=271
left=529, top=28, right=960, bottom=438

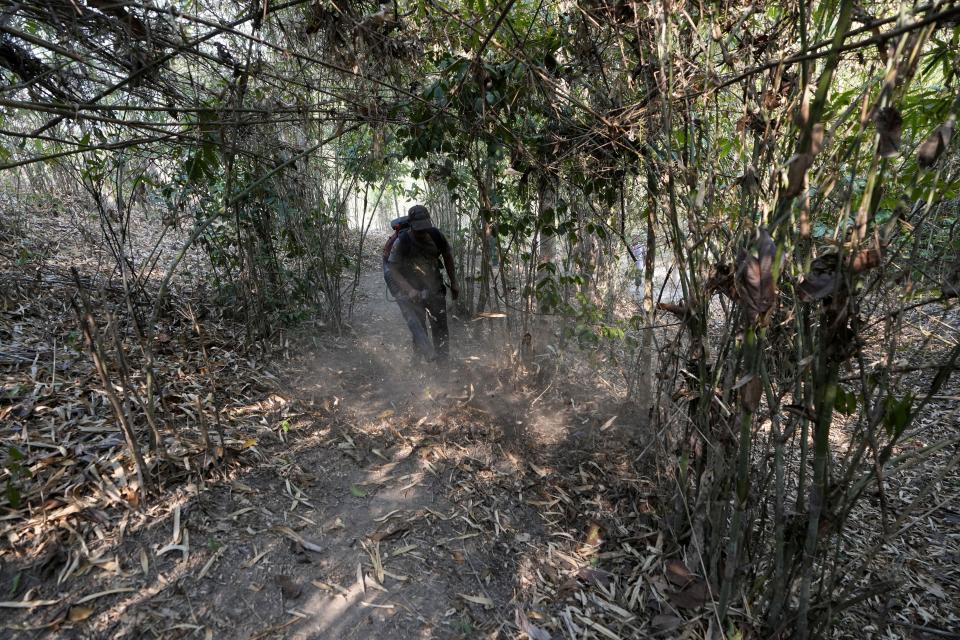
left=1, top=0, right=959, bottom=637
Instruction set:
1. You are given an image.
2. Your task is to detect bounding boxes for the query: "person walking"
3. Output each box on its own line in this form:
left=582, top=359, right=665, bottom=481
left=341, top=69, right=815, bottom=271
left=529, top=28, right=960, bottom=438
left=383, top=205, right=459, bottom=362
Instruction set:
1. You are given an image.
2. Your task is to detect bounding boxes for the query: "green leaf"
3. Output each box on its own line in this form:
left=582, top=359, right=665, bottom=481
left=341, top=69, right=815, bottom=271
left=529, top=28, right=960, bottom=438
left=350, top=484, right=368, bottom=498
left=5, top=480, right=21, bottom=509
left=8, top=571, right=21, bottom=596
left=882, top=393, right=913, bottom=439
left=833, top=387, right=857, bottom=416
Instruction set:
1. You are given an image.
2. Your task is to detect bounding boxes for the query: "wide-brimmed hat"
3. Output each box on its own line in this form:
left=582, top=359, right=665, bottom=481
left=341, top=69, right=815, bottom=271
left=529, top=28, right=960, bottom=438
left=407, top=204, right=432, bottom=230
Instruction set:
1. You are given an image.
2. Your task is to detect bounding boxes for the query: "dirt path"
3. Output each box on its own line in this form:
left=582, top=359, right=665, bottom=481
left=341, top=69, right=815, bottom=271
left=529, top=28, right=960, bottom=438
left=231, top=268, right=585, bottom=639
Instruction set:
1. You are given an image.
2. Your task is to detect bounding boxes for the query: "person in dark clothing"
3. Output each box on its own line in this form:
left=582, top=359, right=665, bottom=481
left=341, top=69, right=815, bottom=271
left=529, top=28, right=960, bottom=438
left=383, top=205, right=459, bottom=362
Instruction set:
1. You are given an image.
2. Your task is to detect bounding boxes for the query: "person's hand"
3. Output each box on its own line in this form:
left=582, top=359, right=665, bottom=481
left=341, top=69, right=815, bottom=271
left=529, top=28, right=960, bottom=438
left=450, top=283, right=460, bottom=300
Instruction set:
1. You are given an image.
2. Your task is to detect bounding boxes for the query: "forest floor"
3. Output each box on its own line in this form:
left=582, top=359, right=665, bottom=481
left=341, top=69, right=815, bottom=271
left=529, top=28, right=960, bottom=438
left=0, top=211, right=660, bottom=639
left=2, top=209, right=959, bottom=639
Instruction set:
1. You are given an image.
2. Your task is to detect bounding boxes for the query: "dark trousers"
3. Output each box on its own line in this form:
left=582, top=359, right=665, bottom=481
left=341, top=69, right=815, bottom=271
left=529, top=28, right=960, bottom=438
left=395, top=288, right=448, bottom=361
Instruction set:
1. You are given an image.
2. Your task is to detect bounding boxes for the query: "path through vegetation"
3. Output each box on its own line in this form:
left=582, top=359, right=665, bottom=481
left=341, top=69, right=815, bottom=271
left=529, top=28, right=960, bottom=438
left=2, top=252, right=656, bottom=639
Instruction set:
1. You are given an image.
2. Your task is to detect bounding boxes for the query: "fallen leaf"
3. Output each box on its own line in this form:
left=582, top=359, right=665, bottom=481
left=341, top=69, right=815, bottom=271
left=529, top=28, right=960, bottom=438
left=272, top=526, right=324, bottom=553
left=274, top=575, right=303, bottom=600
left=0, top=599, right=61, bottom=608
left=652, top=614, right=683, bottom=633
left=516, top=608, right=552, bottom=640
left=584, top=522, right=602, bottom=548
left=368, top=522, right=409, bottom=543
left=67, top=605, right=94, bottom=622
left=577, top=566, right=613, bottom=588
left=74, top=587, right=135, bottom=604
left=459, top=593, right=494, bottom=607
left=350, top=484, right=368, bottom=498
left=529, top=463, right=550, bottom=478
left=670, top=579, right=711, bottom=609
left=664, top=560, right=695, bottom=587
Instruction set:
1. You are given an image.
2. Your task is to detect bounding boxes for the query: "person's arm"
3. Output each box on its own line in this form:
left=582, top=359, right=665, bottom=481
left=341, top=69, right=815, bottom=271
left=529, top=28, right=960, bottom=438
left=384, top=237, right=425, bottom=300
left=441, top=247, right=459, bottom=300
left=384, top=262, right=422, bottom=300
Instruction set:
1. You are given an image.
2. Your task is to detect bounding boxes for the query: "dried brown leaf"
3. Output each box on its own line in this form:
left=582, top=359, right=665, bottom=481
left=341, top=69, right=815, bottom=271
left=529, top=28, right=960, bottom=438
left=651, top=614, right=683, bottom=633
left=0, top=599, right=61, bottom=608
left=368, top=522, right=409, bottom=543
left=784, top=152, right=814, bottom=198
left=274, top=574, right=303, bottom=600
left=271, top=525, right=324, bottom=554
left=735, top=229, right=778, bottom=324
left=918, top=115, right=956, bottom=168
left=459, top=593, right=494, bottom=607
left=664, top=560, right=694, bottom=587
left=67, top=605, right=94, bottom=622
left=670, top=579, right=710, bottom=609
left=874, top=106, right=902, bottom=158
left=577, top=566, right=614, bottom=588
left=798, top=254, right=842, bottom=302
left=849, top=248, right=881, bottom=273
left=810, top=123, right=825, bottom=156
left=516, top=608, right=552, bottom=640
left=784, top=404, right=816, bottom=421
left=741, top=377, right=762, bottom=412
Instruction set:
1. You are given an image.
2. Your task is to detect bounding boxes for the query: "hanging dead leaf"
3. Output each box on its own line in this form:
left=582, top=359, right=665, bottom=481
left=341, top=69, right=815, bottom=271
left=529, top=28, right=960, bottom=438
left=706, top=263, right=736, bottom=299
left=741, top=377, right=762, bottom=412
left=739, top=163, right=759, bottom=194
left=849, top=248, right=881, bottom=273
left=810, top=123, right=825, bottom=155
left=656, top=302, right=687, bottom=318
left=797, top=254, right=842, bottom=302
left=735, top=229, right=778, bottom=325
left=944, top=263, right=960, bottom=299
left=784, top=152, right=814, bottom=198
left=796, top=85, right=812, bottom=126
left=874, top=106, right=902, bottom=157
left=918, top=115, right=956, bottom=168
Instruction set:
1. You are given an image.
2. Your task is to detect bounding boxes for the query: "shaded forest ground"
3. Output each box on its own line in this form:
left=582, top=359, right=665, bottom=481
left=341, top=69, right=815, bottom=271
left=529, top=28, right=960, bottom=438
left=1, top=206, right=959, bottom=639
